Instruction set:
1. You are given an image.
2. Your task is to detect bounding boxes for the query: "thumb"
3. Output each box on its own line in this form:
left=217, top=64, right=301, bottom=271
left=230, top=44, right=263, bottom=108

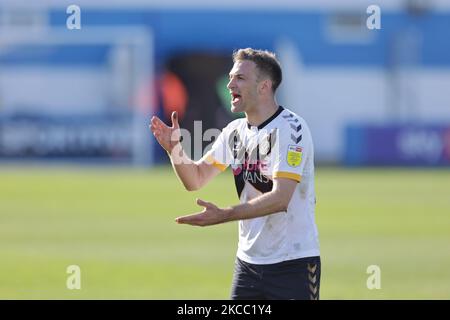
left=197, top=198, right=212, bottom=209
left=171, top=111, right=180, bottom=129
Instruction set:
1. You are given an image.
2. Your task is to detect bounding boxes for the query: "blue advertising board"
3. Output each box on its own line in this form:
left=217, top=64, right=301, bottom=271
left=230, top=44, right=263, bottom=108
left=0, top=114, right=133, bottom=160
left=345, top=125, right=450, bottom=166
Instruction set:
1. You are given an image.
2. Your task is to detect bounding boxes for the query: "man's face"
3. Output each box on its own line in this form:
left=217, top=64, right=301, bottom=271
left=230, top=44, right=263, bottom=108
left=227, top=60, right=260, bottom=113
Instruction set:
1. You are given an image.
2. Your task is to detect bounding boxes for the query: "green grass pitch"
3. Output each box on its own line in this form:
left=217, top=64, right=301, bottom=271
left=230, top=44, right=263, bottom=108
left=0, top=166, right=449, bottom=299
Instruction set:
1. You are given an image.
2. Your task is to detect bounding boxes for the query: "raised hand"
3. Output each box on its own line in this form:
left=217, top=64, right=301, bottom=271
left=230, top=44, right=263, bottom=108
left=149, top=111, right=181, bottom=153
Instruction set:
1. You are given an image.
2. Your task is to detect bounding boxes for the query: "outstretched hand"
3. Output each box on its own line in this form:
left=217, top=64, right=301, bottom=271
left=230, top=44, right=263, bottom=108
left=149, top=111, right=181, bottom=153
left=175, top=198, right=229, bottom=227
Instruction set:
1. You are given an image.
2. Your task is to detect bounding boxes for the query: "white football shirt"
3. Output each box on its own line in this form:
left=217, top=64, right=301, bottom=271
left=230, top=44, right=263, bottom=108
left=204, top=106, right=320, bottom=264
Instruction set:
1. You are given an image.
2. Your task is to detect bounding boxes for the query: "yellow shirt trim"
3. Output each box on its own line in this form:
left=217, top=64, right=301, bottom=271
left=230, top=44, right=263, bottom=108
left=205, top=155, right=228, bottom=172
left=273, top=171, right=301, bottom=182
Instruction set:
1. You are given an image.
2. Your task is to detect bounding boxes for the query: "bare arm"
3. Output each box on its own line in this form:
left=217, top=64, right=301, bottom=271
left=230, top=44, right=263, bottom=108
left=224, top=178, right=298, bottom=221
left=150, top=112, right=221, bottom=191
left=168, top=145, right=222, bottom=191
left=176, top=178, right=298, bottom=226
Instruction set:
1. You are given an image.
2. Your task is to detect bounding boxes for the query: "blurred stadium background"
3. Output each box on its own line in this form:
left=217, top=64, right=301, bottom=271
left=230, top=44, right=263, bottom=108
left=0, top=0, right=449, bottom=299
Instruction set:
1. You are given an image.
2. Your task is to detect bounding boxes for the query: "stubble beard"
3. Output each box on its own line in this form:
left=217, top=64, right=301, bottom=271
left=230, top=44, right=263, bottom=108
left=231, top=100, right=245, bottom=113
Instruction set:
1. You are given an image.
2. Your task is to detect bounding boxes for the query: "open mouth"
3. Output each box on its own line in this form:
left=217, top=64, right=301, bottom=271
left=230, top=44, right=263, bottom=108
left=231, top=93, right=241, bottom=103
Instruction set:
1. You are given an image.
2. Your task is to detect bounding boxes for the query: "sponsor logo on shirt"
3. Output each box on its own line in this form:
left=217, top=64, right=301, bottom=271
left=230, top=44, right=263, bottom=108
left=231, top=159, right=270, bottom=182
left=287, top=145, right=302, bottom=167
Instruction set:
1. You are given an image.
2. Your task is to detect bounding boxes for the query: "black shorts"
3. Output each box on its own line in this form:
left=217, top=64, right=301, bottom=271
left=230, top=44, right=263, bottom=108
left=230, top=256, right=321, bottom=300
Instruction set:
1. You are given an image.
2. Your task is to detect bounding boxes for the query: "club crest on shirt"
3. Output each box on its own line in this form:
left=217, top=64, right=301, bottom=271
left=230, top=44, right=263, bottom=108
left=287, top=145, right=302, bottom=167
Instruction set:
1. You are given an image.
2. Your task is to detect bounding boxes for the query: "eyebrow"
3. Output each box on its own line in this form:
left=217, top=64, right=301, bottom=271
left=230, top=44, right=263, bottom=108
left=229, top=73, right=245, bottom=78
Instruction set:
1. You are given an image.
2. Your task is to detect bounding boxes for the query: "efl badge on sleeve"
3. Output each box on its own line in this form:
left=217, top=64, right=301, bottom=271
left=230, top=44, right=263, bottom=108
left=287, top=145, right=303, bottom=167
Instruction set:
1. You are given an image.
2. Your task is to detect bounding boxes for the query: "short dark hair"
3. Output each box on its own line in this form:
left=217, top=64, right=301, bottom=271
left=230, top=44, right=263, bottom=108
left=232, top=48, right=282, bottom=93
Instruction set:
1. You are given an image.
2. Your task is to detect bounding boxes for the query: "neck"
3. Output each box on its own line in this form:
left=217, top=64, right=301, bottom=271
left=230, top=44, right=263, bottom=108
left=245, top=99, right=279, bottom=127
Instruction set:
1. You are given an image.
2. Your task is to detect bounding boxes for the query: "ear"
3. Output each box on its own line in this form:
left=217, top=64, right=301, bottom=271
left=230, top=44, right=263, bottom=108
left=259, top=79, right=273, bottom=95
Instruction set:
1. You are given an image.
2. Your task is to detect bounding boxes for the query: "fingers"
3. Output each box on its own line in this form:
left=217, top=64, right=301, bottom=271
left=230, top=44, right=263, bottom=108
left=196, top=198, right=213, bottom=209
left=149, top=119, right=159, bottom=135
left=152, top=129, right=162, bottom=140
left=150, top=113, right=179, bottom=132
left=175, top=213, right=203, bottom=225
left=151, top=115, right=168, bottom=130
left=150, top=116, right=169, bottom=141
left=149, top=113, right=180, bottom=147
left=149, top=122, right=161, bottom=137
left=171, top=111, right=180, bottom=129
left=175, top=200, right=221, bottom=226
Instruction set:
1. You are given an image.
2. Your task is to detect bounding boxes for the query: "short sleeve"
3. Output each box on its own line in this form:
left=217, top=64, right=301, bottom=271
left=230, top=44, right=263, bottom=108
left=272, top=119, right=310, bottom=183
left=203, top=125, right=233, bottom=172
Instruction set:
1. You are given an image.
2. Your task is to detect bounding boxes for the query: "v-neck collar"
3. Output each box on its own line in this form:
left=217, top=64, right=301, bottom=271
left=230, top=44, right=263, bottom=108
left=246, top=106, right=284, bottom=130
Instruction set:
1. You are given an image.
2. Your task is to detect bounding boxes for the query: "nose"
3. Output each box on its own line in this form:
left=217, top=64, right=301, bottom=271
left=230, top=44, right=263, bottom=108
left=227, top=78, right=235, bottom=90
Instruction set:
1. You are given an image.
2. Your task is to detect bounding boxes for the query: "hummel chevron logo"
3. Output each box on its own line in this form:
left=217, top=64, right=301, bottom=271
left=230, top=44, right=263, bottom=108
left=307, top=264, right=317, bottom=274
left=291, top=134, right=302, bottom=143
left=308, top=263, right=319, bottom=300
left=290, top=123, right=302, bottom=132
left=309, top=284, right=318, bottom=295
left=283, top=113, right=299, bottom=123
